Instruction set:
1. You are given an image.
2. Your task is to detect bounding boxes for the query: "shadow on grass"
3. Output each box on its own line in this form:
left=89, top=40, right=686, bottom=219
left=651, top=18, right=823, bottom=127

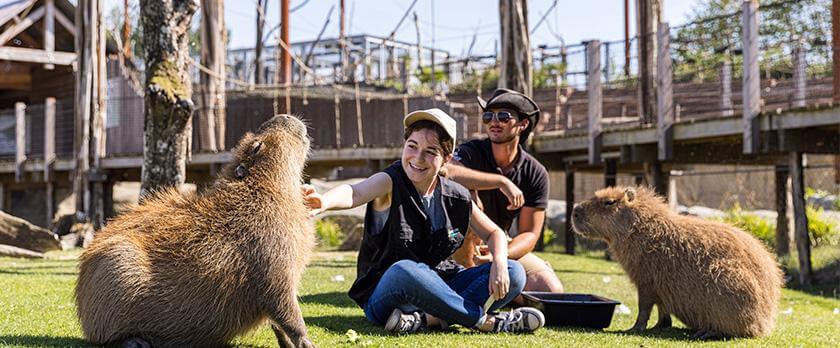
left=0, top=335, right=88, bottom=347
left=0, top=268, right=78, bottom=276
left=307, top=261, right=357, bottom=269
left=783, top=259, right=840, bottom=299
left=300, top=291, right=358, bottom=309
left=599, top=326, right=697, bottom=341
left=306, top=315, right=383, bottom=335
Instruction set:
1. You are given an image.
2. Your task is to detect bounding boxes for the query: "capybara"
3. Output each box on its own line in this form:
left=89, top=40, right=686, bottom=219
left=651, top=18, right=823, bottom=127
left=75, top=114, right=316, bottom=347
left=571, top=186, right=782, bottom=339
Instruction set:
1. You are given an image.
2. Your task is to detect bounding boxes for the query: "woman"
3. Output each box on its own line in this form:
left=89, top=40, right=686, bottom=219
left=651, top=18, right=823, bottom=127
left=302, top=108, right=545, bottom=333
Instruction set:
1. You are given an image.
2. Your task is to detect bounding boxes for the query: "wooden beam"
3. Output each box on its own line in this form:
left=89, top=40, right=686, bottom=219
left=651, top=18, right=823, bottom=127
left=15, top=102, right=26, bottom=182
left=656, top=22, right=674, bottom=160
left=565, top=167, right=575, bottom=255
left=833, top=0, right=839, bottom=102
left=636, top=0, right=658, bottom=124
left=0, top=47, right=76, bottom=65
left=44, top=0, right=55, bottom=70
left=0, top=6, right=45, bottom=46
left=789, top=152, right=812, bottom=286
left=55, top=8, right=76, bottom=35
left=742, top=0, right=760, bottom=154
left=587, top=40, right=602, bottom=165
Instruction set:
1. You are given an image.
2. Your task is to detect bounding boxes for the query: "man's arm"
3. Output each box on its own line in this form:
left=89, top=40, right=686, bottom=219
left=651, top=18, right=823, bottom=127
left=446, top=160, right=523, bottom=210
left=508, top=206, right=546, bottom=259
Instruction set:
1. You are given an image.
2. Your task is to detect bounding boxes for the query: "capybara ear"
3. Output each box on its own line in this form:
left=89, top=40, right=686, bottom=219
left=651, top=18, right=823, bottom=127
left=234, top=164, right=248, bottom=179
left=624, top=187, right=636, bottom=202
left=249, top=140, right=263, bottom=155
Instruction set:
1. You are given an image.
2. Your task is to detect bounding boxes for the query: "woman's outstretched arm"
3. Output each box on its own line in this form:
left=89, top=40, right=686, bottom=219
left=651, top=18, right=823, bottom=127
left=302, top=172, right=392, bottom=216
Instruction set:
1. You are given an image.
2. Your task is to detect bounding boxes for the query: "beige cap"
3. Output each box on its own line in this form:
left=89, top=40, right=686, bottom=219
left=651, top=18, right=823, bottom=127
left=403, top=108, right=457, bottom=140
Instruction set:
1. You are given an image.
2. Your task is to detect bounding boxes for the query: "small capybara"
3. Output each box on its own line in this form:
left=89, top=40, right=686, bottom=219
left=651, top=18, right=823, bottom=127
left=572, top=186, right=782, bottom=339
left=75, top=115, right=316, bottom=347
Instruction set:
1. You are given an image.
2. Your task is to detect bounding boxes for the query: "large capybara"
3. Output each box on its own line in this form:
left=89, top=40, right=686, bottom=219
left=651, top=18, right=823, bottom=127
left=571, top=186, right=782, bottom=339
left=75, top=114, right=316, bottom=347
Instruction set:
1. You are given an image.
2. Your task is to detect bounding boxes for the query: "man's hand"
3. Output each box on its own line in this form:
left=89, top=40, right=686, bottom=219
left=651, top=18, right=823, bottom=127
left=499, top=178, right=524, bottom=210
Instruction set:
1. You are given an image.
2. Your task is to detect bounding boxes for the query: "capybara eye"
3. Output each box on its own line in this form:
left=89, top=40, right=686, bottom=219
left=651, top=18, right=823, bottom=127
left=605, top=199, right=617, bottom=207
left=234, top=164, right=248, bottom=179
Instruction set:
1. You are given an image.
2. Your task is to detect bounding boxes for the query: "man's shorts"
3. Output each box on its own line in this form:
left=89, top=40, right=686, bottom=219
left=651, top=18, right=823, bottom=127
left=516, top=252, right=554, bottom=276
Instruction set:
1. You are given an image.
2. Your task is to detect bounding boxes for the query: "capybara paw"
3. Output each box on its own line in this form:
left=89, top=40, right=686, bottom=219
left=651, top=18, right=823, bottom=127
left=690, top=329, right=724, bottom=340
left=298, top=337, right=316, bottom=348
left=120, top=337, right=152, bottom=348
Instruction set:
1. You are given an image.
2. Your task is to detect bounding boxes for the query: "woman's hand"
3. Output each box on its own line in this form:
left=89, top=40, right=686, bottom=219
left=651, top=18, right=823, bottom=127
left=472, top=244, right=492, bottom=265
left=488, top=259, right=510, bottom=301
left=301, top=184, right=325, bottom=217
left=499, top=178, right=524, bottom=210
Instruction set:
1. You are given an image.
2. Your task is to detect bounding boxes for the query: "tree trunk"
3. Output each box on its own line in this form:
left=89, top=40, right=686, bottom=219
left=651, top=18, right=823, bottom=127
left=199, top=0, right=226, bottom=152
left=140, top=0, right=198, bottom=195
left=498, top=0, right=532, bottom=96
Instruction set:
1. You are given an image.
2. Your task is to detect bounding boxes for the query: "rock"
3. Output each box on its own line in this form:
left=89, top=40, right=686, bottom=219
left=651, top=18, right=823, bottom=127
left=0, top=211, right=60, bottom=253
left=0, top=244, right=44, bottom=259
left=680, top=205, right=725, bottom=219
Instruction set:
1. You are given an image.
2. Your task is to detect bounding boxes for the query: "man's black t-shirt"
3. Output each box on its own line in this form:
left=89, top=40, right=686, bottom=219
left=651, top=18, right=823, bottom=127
left=453, top=138, right=549, bottom=233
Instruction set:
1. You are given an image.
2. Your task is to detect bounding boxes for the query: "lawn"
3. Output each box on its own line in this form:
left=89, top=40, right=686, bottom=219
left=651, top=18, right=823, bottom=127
left=1, top=250, right=839, bottom=347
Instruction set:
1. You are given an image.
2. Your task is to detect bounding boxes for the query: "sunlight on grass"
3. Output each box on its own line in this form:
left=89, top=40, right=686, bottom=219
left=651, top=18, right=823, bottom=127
left=0, top=250, right=838, bottom=347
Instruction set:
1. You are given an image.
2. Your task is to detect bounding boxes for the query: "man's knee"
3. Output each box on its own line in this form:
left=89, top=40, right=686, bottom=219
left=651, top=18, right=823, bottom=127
left=384, top=260, right=423, bottom=279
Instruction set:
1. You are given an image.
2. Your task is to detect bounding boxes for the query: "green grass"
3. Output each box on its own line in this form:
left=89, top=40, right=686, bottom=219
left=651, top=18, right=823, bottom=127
left=1, top=251, right=839, bottom=347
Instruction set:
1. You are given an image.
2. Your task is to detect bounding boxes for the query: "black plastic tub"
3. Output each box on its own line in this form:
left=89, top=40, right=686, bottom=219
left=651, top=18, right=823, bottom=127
left=520, top=292, right=621, bottom=329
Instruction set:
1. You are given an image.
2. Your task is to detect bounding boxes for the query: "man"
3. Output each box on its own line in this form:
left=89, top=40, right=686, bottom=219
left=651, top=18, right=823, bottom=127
left=447, top=88, right=564, bottom=298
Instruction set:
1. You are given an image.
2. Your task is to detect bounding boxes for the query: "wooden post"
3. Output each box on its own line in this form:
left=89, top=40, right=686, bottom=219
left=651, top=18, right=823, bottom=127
left=565, top=167, right=575, bottom=255
left=90, top=0, right=106, bottom=229
left=648, top=161, right=668, bottom=197
left=15, top=102, right=25, bottom=183
left=587, top=40, right=602, bottom=165
left=254, top=0, right=266, bottom=84
left=636, top=0, right=659, bottom=124
left=355, top=83, right=364, bottom=146
left=775, top=164, right=793, bottom=257
left=333, top=92, right=342, bottom=148
left=604, top=158, right=617, bottom=187
left=279, top=0, right=291, bottom=85
left=0, top=183, right=4, bottom=212
left=45, top=97, right=56, bottom=225
left=656, top=22, right=674, bottom=161
left=44, top=0, right=55, bottom=70
left=792, top=40, right=807, bottom=109
left=833, top=0, right=839, bottom=102
left=789, top=152, right=812, bottom=286
left=741, top=0, right=760, bottom=154
left=720, top=57, right=734, bottom=116
left=199, top=0, right=226, bottom=151
left=668, top=174, right=678, bottom=211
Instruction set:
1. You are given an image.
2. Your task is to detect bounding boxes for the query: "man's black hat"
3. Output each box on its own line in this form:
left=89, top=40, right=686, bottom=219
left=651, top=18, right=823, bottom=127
left=476, top=88, right=541, bottom=144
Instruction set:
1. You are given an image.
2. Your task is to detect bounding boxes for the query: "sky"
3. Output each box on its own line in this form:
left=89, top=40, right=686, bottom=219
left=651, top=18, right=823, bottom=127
left=107, top=0, right=702, bottom=57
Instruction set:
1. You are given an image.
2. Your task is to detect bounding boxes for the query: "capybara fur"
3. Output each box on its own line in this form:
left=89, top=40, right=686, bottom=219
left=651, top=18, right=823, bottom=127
left=572, top=186, right=782, bottom=339
left=75, top=115, right=316, bottom=347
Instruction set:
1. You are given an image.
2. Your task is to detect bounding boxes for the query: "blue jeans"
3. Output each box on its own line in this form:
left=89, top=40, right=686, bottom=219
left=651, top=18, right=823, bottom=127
left=363, top=259, right=526, bottom=328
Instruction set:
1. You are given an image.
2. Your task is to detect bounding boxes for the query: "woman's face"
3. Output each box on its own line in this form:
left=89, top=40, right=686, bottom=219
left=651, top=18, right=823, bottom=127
left=401, top=128, right=451, bottom=187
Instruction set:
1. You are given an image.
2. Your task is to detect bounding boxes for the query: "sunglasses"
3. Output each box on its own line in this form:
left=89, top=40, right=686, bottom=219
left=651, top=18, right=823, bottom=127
left=482, top=111, right=517, bottom=124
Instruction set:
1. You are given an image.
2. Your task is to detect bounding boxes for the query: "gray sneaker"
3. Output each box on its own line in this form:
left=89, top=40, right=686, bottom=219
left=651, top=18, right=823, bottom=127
left=384, top=309, right=427, bottom=333
left=493, top=307, right=545, bottom=333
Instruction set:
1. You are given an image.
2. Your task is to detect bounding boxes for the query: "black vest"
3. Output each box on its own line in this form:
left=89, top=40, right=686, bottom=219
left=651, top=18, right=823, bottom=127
left=348, top=161, right=473, bottom=307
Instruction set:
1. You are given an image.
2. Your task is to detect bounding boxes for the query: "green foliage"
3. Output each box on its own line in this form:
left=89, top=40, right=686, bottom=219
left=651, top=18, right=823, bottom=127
left=542, top=226, right=556, bottom=246
left=673, top=0, right=832, bottom=83
left=416, top=66, right=449, bottom=85
left=719, top=204, right=775, bottom=248
left=533, top=63, right=567, bottom=89
left=447, top=67, right=499, bottom=95
left=315, top=219, right=345, bottom=248
left=807, top=206, right=840, bottom=247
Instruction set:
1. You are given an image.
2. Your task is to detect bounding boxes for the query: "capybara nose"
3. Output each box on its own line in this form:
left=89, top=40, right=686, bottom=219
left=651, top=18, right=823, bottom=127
left=572, top=205, right=583, bottom=220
